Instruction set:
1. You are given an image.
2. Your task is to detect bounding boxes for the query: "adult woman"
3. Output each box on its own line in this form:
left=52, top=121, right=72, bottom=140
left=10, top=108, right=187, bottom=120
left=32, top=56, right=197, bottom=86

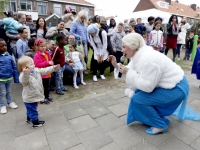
left=70, top=11, right=90, bottom=63
left=26, top=15, right=36, bottom=38
left=176, top=17, right=190, bottom=60
left=36, top=17, right=47, bottom=39
left=108, top=18, right=117, bottom=42
left=87, top=23, right=109, bottom=82
left=46, top=19, right=69, bottom=41
left=129, top=23, right=135, bottom=33
left=165, top=15, right=180, bottom=62
left=93, top=15, right=101, bottom=28
left=63, top=7, right=76, bottom=31
left=109, top=33, right=189, bottom=134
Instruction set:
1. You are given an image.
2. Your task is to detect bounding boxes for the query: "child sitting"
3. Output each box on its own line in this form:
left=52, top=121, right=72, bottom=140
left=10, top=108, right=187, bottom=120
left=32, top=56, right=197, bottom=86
left=34, top=38, right=54, bottom=104
left=184, top=32, right=194, bottom=60
left=68, top=43, right=86, bottom=89
left=149, top=21, right=164, bottom=51
left=16, top=27, right=29, bottom=59
left=25, top=38, right=36, bottom=58
left=18, top=56, right=60, bottom=128
left=0, top=38, right=19, bottom=114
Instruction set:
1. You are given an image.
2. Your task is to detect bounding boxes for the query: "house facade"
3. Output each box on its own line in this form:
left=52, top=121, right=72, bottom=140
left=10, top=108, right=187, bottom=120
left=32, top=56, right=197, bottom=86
left=1, top=0, right=94, bottom=20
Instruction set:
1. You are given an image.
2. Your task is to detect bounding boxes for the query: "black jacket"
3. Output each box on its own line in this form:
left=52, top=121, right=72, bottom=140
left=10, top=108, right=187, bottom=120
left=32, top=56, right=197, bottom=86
left=186, top=37, right=194, bottom=49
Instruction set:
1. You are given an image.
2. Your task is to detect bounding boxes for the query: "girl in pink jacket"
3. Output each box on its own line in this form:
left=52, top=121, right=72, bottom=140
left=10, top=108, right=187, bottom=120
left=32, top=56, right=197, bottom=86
left=33, top=38, right=53, bottom=104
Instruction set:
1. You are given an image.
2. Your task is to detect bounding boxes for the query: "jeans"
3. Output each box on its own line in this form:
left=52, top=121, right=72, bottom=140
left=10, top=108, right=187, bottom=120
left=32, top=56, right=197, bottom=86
left=11, top=46, right=18, bottom=61
left=83, top=43, right=88, bottom=64
left=55, top=65, right=65, bottom=90
left=64, top=64, right=81, bottom=84
left=184, top=48, right=192, bottom=60
left=165, top=48, right=176, bottom=62
left=24, top=102, right=38, bottom=123
left=176, top=44, right=182, bottom=57
left=0, top=79, right=13, bottom=107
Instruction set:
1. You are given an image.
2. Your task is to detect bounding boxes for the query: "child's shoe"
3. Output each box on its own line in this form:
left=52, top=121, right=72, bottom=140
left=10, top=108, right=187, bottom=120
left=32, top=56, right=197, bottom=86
left=74, top=84, right=79, bottom=89
left=47, top=97, right=53, bottom=102
left=26, top=117, right=31, bottom=124
left=81, top=81, right=86, bottom=85
left=32, top=120, right=45, bottom=129
left=8, top=102, right=18, bottom=109
left=40, top=99, right=50, bottom=105
left=0, top=106, right=7, bottom=114
left=56, top=89, right=64, bottom=95
left=93, top=75, right=98, bottom=82
left=100, top=75, right=106, bottom=80
left=61, top=86, right=68, bottom=91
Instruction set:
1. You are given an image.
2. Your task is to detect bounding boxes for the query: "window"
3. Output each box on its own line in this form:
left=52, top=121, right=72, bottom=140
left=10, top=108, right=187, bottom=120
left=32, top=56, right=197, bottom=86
left=54, top=4, right=62, bottom=15
left=180, top=8, right=184, bottom=11
left=4, top=0, right=16, bottom=12
left=81, top=7, right=89, bottom=17
left=157, top=1, right=169, bottom=8
left=20, top=0, right=32, bottom=11
left=37, top=2, right=47, bottom=15
left=66, top=5, right=76, bottom=12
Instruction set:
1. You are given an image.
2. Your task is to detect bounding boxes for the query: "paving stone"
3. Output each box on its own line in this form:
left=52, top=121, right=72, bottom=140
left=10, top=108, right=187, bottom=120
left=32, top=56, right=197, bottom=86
left=78, top=98, right=101, bottom=109
left=0, top=113, right=15, bottom=134
left=107, top=89, right=126, bottom=100
left=95, top=113, right=124, bottom=132
left=191, top=136, right=200, bottom=150
left=44, top=116, right=70, bottom=135
left=86, top=105, right=110, bottom=119
left=78, top=126, right=113, bottom=150
left=69, top=115, right=98, bottom=133
left=127, top=141, right=159, bottom=150
left=39, top=110, right=63, bottom=121
left=108, top=125, right=143, bottom=150
left=118, top=97, right=130, bottom=106
left=99, top=142, right=122, bottom=150
left=15, top=130, right=48, bottom=150
left=120, top=115, right=127, bottom=124
left=68, top=144, right=86, bottom=150
left=63, top=108, right=87, bottom=120
left=158, top=137, right=194, bottom=150
left=59, top=102, right=80, bottom=111
left=0, top=132, right=15, bottom=150
left=96, top=95, right=119, bottom=107
left=107, top=104, right=127, bottom=117
left=47, top=128, right=81, bottom=150
left=168, top=120, right=200, bottom=145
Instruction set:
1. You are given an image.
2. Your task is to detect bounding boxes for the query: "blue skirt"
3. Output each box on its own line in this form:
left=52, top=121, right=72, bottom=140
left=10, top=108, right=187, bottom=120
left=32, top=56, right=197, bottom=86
left=73, top=61, right=84, bottom=71
left=127, top=76, right=189, bottom=130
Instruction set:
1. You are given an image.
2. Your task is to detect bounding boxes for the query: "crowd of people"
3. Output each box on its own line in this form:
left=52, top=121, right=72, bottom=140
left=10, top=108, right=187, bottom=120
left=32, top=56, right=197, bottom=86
left=0, top=7, right=195, bottom=130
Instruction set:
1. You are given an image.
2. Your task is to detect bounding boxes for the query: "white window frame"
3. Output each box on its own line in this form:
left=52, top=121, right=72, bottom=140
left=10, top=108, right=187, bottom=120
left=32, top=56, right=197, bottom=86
left=66, top=5, right=76, bottom=12
left=54, top=4, right=62, bottom=15
left=81, top=7, right=89, bottom=17
left=5, top=0, right=17, bottom=12
left=20, top=0, right=32, bottom=11
left=157, top=1, right=169, bottom=9
left=37, top=2, right=47, bottom=15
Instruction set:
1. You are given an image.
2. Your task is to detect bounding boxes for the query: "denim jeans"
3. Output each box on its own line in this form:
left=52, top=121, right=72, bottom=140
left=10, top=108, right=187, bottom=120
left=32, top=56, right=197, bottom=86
left=64, top=64, right=81, bottom=85
left=24, top=102, right=38, bottom=122
left=11, top=46, right=18, bottom=61
left=176, top=44, right=182, bottom=56
left=55, top=65, right=65, bottom=90
left=83, top=43, right=88, bottom=64
left=184, top=48, right=192, bottom=60
left=0, top=79, right=13, bottom=107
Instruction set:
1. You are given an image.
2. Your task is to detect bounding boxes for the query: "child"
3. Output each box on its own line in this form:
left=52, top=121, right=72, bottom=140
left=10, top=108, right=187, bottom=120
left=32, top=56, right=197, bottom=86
left=46, top=40, right=55, bottom=55
left=0, top=38, right=18, bottom=114
left=135, top=18, right=146, bottom=35
left=18, top=56, right=60, bottom=128
left=16, top=27, right=29, bottom=59
left=184, top=32, right=194, bottom=60
left=112, top=23, right=125, bottom=63
left=142, top=32, right=150, bottom=46
left=25, top=38, right=36, bottom=58
left=68, top=43, right=86, bottom=89
left=34, top=38, right=54, bottom=104
left=51, top=34, right=68, bottom=95
left=149, top=21, right=164, bottom=51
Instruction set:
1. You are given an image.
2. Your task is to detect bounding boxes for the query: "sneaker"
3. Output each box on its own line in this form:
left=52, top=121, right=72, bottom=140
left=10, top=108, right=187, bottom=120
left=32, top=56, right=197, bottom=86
left=56, top=89, right=64, bottom=95
left=26, top=117, right=31, bottom=124
left=93, top=75, right=98, bottom=82
left=40, top=99, right=50, bottom=105
left=100, top=75, right=106, bottom=80
left=61, top=86, right=68, bottom=91
left=177, top=58, right=180, bottom=61
left=47, top=97, right=53, bottom=102
left=8, top=102, right=18, bottom=109
left=0, top=106, right=7, bottom=114
left=32, top=121, right=46, bottom=129
left=81, top=81, right=86, bottom=85
left=74, top=84, right=79, bottom=89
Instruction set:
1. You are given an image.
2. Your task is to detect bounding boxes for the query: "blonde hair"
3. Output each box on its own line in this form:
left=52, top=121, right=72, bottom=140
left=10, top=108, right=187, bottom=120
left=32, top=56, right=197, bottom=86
left=18, top=56, right=33, bottom=72
left=73, top=10, right=88, bottom=26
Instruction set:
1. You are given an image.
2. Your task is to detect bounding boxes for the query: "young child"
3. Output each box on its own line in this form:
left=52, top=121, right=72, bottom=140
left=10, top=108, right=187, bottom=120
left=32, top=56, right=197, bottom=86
left=34, top=38, right=54, bottom=104
left=149, top=21, right=164, bottom=51
left=142, top=32, right=150, bottom=46
left=112, top=23, right=125, bottom=63
left=25, top=38, right=36, bottom=58
left=51, top=34, right=67, bottom=95
left=18, top=56, right=60, bottom=128
left=68, top=43, right=86, bottom=89
left=135, top=18, right=146, bottom=35
left=46, top=40, right=55, bottom=55
left=184, top=32, right=194, bottom=60
left=0, top=38, right=18, bottom=114
left=16, top=27, right=29, bottom=59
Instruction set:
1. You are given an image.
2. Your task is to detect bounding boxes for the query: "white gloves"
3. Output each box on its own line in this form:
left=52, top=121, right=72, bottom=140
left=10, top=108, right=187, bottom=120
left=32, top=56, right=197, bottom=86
left=125, top=88, right=135, bottom=98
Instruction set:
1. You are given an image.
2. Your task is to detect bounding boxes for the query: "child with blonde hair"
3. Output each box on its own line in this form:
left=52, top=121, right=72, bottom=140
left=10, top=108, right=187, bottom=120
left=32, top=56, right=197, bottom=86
left=18, top=56, right=60, bottom=128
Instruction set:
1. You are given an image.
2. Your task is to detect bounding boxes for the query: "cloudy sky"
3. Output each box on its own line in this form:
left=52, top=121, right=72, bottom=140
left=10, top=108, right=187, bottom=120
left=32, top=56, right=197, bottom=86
left=85, top=0, right=200, bottom=17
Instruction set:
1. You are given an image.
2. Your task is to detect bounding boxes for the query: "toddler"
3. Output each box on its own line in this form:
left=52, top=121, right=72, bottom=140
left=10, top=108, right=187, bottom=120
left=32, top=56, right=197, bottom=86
left=34, top=38, right=54, bottom=104
left=184, top=32, right=194, bottom=60
left=25, top=38, right=36, bottom=58
left=0, top=38, right=18, bottom=114
left=18, top=56, right=60, bottom=128
left=68, top=43, right=86, bottom=89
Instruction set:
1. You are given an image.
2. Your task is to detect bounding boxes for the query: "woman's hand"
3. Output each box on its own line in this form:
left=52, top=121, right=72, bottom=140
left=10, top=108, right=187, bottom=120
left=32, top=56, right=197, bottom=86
left=119, top=63, right=129, bottom=74
left=107, top=55, right=118, bottom=69
left=53, top=30, right=58, bottom=35
left=97, top=55, right=101, bottom=63
left=100, top=55, right=104, bottom=63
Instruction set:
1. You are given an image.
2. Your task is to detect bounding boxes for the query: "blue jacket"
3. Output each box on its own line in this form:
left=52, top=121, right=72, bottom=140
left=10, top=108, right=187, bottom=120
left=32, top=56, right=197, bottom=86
left=3, top=17, right=23, bottom=34
left=70, top=21, right=90, bottom=43
left=135, top=23, right=146, bottom=35
left=192, top=47, right=200, bottom=80
left=0, top=52, right=19, bottom=83
left=16, top=39, right=29, bottom=59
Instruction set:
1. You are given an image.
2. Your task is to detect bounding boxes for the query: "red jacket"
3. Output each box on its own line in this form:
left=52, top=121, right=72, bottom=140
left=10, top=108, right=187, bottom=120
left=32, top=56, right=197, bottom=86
left=51, top=45, right=65, bottom=67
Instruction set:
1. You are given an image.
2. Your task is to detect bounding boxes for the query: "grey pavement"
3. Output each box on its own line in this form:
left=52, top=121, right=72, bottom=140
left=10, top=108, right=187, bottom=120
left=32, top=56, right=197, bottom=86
left=1, top=71, right=200, bottom=150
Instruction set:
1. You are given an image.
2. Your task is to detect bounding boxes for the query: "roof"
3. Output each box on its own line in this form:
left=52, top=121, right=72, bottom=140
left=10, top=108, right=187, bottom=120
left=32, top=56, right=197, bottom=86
left=150, top=0, right=200, bottom=19
left=49, top=0, right=94, bottom=7
left=45, top=13, right=60, bottom=21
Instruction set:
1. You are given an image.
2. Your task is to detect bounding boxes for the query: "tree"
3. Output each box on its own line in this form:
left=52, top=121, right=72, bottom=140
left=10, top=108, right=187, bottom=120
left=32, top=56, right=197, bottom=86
left=0, top=0, right=9, bottom=16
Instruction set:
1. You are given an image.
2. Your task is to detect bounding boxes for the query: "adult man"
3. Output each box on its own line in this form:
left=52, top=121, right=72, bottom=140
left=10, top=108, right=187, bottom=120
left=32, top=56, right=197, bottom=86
left=146, top=16, right=155, bottom=35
